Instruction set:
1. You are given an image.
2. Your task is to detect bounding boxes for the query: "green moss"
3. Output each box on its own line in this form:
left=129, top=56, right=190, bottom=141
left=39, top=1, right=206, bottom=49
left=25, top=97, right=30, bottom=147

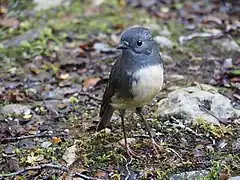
left=77, top=130, right=126, bottom=169
left=167, top=21, right=185, bottom=42
left=196, top=117, right=233, bottom=138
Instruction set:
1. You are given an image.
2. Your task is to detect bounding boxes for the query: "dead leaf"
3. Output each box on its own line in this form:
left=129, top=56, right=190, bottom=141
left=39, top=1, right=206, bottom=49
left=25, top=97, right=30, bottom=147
left=83, top=77, right=100, bottom=88
left=52, top=137, right=62, bottom=144
left=78, top=68, right=87, bottom=74
left=0, top=17, right=19, bottom=28
left=95, top=171, right=108, bottom=178
left=57, top=103, right=67, bottom=109
left=0, top=1, right=8, bottom=15
left=84, top=7, right=101, bottom=16
left=26, top=152, right=44, bottom=165
left=62, top=144, right=77, bottom=166
left=219, top=172, right=229, bottom=180
left=60, top=73, right=70, bottom=80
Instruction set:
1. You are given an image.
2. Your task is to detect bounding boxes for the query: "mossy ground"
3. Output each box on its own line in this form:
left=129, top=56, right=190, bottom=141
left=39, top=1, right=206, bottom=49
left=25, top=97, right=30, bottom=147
left=0, top=0, right=239, bottom=179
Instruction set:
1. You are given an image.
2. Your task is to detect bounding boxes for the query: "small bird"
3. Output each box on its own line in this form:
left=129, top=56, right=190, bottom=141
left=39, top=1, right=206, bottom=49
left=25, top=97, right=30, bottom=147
left=96, top=27, right=164, bottom=154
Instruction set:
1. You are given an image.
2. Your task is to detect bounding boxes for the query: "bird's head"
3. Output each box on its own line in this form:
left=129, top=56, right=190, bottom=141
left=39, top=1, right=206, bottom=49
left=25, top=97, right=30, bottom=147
left=117, top=27, right=156, bottom=55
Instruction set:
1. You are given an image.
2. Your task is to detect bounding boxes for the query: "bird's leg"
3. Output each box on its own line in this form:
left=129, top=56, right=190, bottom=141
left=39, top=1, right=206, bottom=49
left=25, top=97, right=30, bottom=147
left=120, top=110, right=137, bottom=157
left=135, top=107, right=162, bottom=153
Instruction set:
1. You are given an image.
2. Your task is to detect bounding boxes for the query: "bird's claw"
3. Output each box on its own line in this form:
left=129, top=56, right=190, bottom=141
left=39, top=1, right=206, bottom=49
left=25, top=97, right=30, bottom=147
left=125, top=144, right=139, bottom=158
left=151, top=138, right=163, bottom=154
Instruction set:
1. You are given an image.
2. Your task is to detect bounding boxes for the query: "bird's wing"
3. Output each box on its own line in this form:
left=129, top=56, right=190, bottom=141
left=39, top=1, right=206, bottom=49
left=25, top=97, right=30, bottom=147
left=99, top=58, right=120, bottom=117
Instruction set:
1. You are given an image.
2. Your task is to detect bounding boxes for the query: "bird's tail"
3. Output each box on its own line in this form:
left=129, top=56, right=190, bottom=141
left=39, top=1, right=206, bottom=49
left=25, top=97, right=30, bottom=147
left=96, top=105, right=114, bottom=131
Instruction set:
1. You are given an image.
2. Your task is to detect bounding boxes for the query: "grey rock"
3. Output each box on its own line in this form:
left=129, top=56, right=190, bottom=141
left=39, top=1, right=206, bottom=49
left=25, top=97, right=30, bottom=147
left=41, top=141, right=52, bottom=148
left=62, top=144, right=77, bottom=166
left=230, top=176, right=240, bottom=180
left=213, top=38, right=240, bottom=52
left=154, top=36, right=173, bottom=48
left=222, top=58, right=233, bottom=69
left=167, top=74, right=185, bottom=81
left=93, top=42, right=115, bottom=53
left=157, top=87, right=236, bottom=125
left=18, top=139, right=35, bottom=149
left=0, top=28, right=45, bottom=48
left=33, top=0, right=69, bottom=11
left=4, top=144, right=16, bottom=154
left=93, top=42, right=109, bottom=51
left=43, top=87, right=80, bottom=100
left=232, top=138, right=240, bottom=151
left=1, top=104, right=31, bottom=116
left=170, top=170, right=209, bottom=180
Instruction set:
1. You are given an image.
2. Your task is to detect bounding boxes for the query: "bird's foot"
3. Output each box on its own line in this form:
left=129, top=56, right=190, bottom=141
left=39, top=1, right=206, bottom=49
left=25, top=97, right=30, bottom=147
left=125, top=144, right=139, bottom=158
left=150, top=138, right=163, bottom=154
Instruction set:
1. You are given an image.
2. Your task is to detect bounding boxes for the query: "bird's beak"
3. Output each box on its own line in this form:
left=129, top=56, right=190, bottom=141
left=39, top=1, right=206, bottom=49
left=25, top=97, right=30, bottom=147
left=117, top=41, right=129, bottom=49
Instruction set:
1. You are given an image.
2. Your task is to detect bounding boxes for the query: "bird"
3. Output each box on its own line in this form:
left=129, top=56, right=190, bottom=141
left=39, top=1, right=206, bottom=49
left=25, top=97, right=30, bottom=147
left=96, top=26, right=164, bottom=155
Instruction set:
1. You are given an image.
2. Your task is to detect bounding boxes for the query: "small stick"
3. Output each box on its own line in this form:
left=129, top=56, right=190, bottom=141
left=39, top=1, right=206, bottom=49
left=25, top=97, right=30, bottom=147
left=1, top=133, right=68, bottom=143
left=0, top=164, right=68, bottom=177
left=0, top=163, right=100, bottom=179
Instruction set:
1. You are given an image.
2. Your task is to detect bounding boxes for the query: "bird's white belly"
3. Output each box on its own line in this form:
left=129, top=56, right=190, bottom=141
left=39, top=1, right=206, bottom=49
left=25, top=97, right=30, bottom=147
left=131, top=65, right=163, bottom=105
left=111, top=65, right=164, bottom=109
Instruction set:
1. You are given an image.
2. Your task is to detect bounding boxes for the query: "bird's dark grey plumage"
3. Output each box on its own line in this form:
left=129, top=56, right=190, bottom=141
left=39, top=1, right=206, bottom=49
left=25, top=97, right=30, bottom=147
left=97, top=27, right=163, bottom=133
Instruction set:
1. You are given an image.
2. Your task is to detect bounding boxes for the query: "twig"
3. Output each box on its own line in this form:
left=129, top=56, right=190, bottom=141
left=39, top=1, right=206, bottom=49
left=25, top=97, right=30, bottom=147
left=1, top=133, right=68, bottom=143
left=167, top=148, right=183, bottom=161
left=125, top=157, right=133, bottom=180
left=179, top=32, right=223, bottom=45
left=0, top=164, right=68, bottom=177
left=0, top=163, right=100, bottom=179
left=132, top=134, right=150, bottom=138
left=79, top=92, right=102, bottom=102
left=73, top=172, right=100, bottom=180
left=92, top=53, right=120, bottom=62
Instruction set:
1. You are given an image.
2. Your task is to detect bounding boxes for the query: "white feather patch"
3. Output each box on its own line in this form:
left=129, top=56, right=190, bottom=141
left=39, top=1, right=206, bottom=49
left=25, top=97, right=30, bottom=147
left=111, top=65, right=163, bottom=109
left=131, top=64, right=164, bottom=104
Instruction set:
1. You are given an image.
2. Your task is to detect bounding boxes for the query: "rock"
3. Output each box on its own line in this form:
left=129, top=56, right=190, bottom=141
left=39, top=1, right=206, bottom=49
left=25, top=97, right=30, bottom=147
left=7, top=157, right=20, bottom=172
left=62, top=144, right=77, bottom=167
left=18, top=139, right=35, bottom=149
left=93, top=42, right=109, bottom=51
left=1, top=104, right=31, bottom=116
left=41, top=141, right=52, bottom=148
left=4, top=144, right=16, bottom=154
left=232, top=138, right=240, bottom=152
left=170, top=170, right=209, bottom=179
left=33, top=0, right=69, bottom=11
left=119, top=138, right=136, bottom=146
left=92, top=0, right=105, bottom=6
left=154, top=36, right=173, bottom=48
left=157, top=87, right=236, bottom=125
left=222, top=58, right=233, bottom=69
left=0, top=27, right=45, bottom=48
left=213, top=38, right=240, bottom=52
left=229, top=176, right=240, bottom=180
left=167, top=74, right=185, bottom=81
left=43, top=87, right=80, bottom=100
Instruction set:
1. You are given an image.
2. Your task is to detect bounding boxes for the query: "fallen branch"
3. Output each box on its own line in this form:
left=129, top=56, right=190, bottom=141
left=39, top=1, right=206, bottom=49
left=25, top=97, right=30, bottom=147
left=0, top=164, right=68, bottom=177
left=124, top=156, right=133, bottom=180
left=92, top=53, right=120, bottom=62
left=73, top=172, right=100, bottom=179
left=1, top=132, right=68, bottom=143
left=0, top=163, right=100, bottom=179
left=179, top=32, right=223, bottom=45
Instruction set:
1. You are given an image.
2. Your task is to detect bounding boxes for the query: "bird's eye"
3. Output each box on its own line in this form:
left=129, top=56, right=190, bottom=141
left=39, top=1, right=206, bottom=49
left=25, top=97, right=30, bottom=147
left=136, top=40, right=143, bottom=47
